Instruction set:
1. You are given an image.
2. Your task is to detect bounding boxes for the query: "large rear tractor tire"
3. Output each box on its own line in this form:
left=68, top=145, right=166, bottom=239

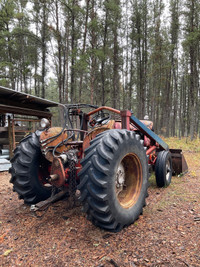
left=155, top=150, right=172, bottom=187
left=78, top=129, right=149, bottom=232
left=9, top=131, right=52, bottom=204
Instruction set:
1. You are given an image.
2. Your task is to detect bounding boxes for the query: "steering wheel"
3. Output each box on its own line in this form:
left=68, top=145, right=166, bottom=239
left=88, top=112, right=111, bottom=128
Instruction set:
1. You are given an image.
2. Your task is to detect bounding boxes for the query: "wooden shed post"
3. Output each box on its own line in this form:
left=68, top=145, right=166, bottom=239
left=8, top=116, right=13, bottom=158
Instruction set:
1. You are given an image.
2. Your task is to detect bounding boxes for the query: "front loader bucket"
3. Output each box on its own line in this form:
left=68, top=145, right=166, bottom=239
left=170, top=149, right=188, bottom=175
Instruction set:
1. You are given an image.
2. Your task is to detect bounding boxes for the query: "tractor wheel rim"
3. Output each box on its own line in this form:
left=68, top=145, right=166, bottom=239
left=115, top=162, right=125, bottom=196
left=115, top=153, right=143, bottom=209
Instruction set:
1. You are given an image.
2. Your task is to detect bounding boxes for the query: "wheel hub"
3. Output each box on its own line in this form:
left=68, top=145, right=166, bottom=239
left=166, top=160, right=171, bottom=182
left=115, top=153, right=143, bottom=209
left=115, top=163, right=125, bottom=193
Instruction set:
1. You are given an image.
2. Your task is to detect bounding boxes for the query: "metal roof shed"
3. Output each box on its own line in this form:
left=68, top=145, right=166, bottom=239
left=0, top=86, right=59, bottom=159
left=0, top=86, right=59, bottom=118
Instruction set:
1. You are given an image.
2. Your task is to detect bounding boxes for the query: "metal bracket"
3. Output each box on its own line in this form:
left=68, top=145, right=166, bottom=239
left=30, top=189, right=68, bottom=212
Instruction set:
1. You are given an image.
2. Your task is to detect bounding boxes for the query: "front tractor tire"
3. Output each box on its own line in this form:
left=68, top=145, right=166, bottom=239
left=78, top=129, right=149, bottom=232
left=9, top=131, right=51, bottom=204
left=155, top=150, right=172, bottom=187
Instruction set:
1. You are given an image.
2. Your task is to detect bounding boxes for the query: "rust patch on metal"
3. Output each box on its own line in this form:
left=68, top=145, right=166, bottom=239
left=50, top=157, right=66, bottom=187
left=40, top=127, right=72, bottom=162
left=87, top=106, right=120, bottom=116
left=120, top=110, right=132, bottom=130
left=140, top=120, right=154, bottom=130
left=82, top=120, right=115, bottom=152
left=117, top=153, right=143, bottom=209
left=170, top=149, right=188, bottom=175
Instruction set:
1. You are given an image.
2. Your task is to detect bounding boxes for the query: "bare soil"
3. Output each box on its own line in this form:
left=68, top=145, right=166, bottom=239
left=0, top=151, right=200, bottom=267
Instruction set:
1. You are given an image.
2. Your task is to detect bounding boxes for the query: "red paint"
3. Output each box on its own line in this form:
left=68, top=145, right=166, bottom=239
left=146, top=145, right=157, bottom=155
left=120, top=110, right=132, bottom=130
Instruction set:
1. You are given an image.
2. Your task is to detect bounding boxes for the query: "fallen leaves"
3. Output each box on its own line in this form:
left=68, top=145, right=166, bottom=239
left=0, top=150, right=200, bottom=266
left=3, top=249, right=12, bottom=256
left=0, top=233, right=7, bottom=243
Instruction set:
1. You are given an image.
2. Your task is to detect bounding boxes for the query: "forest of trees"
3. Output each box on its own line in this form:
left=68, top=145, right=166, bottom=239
left=0, top=0, right=200, bottom=139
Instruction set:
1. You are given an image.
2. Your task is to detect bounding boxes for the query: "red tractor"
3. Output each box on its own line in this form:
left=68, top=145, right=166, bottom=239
left=9, top=104, right=188, bottom=232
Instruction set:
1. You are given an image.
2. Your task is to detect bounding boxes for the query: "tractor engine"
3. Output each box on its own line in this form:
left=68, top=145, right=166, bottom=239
left=40, top=127, right=80, bottom=189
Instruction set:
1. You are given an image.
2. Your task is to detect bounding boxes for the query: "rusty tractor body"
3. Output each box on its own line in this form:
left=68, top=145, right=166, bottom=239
left=10, top=104, right=188, bottom=231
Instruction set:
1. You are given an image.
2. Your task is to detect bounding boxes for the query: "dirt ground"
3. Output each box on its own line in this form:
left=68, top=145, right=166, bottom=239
left=0, top=150, right=200, bottom=267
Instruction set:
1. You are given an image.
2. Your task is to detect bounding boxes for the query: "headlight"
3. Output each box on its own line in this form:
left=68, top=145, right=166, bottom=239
left=40, top=118, right=50, bottom=129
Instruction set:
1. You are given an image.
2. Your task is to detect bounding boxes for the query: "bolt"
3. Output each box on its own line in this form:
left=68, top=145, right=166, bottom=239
left=49, top=174, right=59, bottom=181
left=75, top=190, right=81, bottom=198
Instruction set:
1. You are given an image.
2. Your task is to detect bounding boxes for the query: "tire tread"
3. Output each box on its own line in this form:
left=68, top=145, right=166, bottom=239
left=78, top=129, right=149, bottom=231
left=10, top=133, right=51, bottom=204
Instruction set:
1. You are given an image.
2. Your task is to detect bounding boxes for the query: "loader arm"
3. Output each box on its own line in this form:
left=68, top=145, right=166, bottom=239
left=130, top=114, right=169, bottom=151
left=88, top=106, right=168, bottom=150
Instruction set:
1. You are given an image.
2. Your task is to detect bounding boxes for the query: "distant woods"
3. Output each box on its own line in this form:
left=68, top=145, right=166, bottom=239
left=0, top=0, right=200, bottom=139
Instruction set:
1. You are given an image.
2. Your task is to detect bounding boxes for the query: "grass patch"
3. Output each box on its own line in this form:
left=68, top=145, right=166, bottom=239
left=150, top=177, right=199, bottom=212
left=162, top=137, right=200, bottom=152
left=150, top=190, right=198, bottom=212
left=170, top=177, right=200, bottom=201
left=146, top=138, right=199, bottom=212
left=147, top=172, right=199, bottom=212
left=148, top=173, right=157, bottom=187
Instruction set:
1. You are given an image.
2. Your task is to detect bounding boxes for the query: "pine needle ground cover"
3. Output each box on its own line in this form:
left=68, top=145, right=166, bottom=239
left=0, top=138, right=199, bottom=266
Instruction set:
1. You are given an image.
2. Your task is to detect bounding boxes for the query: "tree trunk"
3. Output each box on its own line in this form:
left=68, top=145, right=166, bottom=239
left=41, top=1, right=47, bottom=99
